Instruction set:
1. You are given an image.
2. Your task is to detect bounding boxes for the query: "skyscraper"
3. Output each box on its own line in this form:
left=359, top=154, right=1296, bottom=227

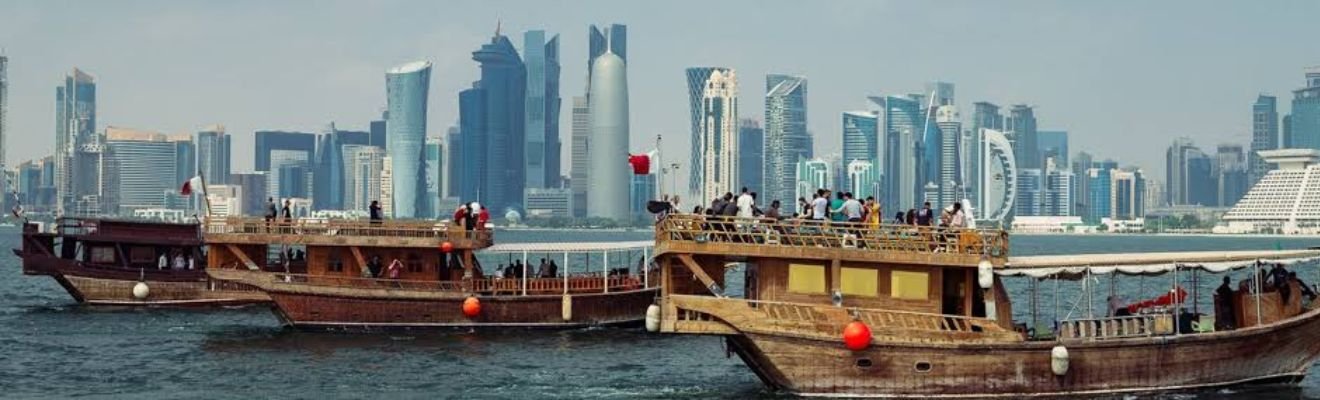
left=586, top=44, right=629, bottom=219
left=313, top=124, right=369, bottom=211
left=968, top=101, right=1003, bottom=206
left=255, top=130, right=316, bottom=202
left=1037, top=130, right=1068, bottom=165
left=1006, top=105, right=1039, bottom=170
left=687, top=68, right=738, bottom=203
left=925, top=81, right=955, bottom=107
left=795, top=158, right=831, bottom=203
left=870, top=95, right=921, bottom=210
left=569, top=96, right=590, bottom=217
left=845, top=159, right=879, bottom=200
left=1164, top=137, right=1196, bottom=205
left=0, top=55, right=7, bottom=191
left=1216, top=144, right=1248, bottom=207
left=841, top=111, right=878, bottom=171
left=629, top=173, right=657, bottom=219
left=1110, top=169, right=1146, bottom=220
left=385, top=60, right=432, bottom=218
left=1071, top=151, right=1094, bottom=220
left=737, top=119, right=764, bottom=194
left=524, top=30, right=562, bottom=190
left=457, top=31, right=526, bottom=215
left=196, top=125, right=231, bottom=185
left=370, top=111, right=387, bottom=150
left=929, top=105, right=962, bottom=207
left=763, top=74, right=810, bottom=206
left=55, top=68, right=99, bottom=213
left=1251, top=95, right=1279, bottom=186
left=1287, top=68, right=1320, bottom=151
left=342, top=144, right=385, bottom=213
left=424, top=136, right=444, bottom=216
left=103, top=128, right=184, bottom=214
left=588, top=24, right=627, bottom=86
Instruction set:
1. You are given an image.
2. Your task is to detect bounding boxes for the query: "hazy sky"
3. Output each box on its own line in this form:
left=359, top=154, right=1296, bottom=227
left=3, top=1, right=1319, bottom=187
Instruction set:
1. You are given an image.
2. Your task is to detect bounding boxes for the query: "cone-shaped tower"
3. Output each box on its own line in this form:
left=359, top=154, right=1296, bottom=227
left=586, top=49, right=629, bottom=220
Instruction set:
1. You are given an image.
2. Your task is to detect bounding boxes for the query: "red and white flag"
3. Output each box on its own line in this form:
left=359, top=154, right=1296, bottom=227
left=628, top=150, right=659, bottom=175
left=180, top=176, right=204, bottom=196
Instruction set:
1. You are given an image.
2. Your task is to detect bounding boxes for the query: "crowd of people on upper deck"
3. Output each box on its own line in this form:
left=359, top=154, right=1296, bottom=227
left=652, top=186, right=970, bottom=230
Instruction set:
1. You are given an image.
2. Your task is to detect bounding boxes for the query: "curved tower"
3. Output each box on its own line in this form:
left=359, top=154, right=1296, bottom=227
left=979, top=128, right=1016, bottom=224
left=586, top=50, right=629, bottom=219
left=385, top=61, right=431, bottom=218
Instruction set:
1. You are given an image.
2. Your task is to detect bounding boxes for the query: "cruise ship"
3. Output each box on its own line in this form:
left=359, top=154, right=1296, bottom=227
left=1217, top=149, right=1320, bottom=234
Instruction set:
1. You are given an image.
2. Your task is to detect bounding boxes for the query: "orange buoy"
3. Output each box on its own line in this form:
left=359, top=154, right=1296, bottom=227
left=842, top=321, right=872, bottom=351
left=441, top=241, right=454, bottom=253
left=462, top=296, right=481, bottom=318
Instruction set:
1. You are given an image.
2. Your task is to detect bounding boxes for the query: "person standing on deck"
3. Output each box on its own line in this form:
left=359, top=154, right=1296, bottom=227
left=916, top=202, right=934, bottom=226
left=864, top=197, right=882, bottom=227
left=454, top=204, right=470, bottom=230
left=264, top=197, right=278, bottom=232
left=369, top=201, right=383, bottom=225
left=811, top=191, right=829, bottom=221
left=1216, top=276, right=1236, bottom=330
left=736, top=187, right=755, bottom=218
left=949, top=202, right=967, bottom=228
left=477, top=205, right=491, bottom=228
left=281, top=199, right=293, bottom=222
left=842, top=193, right=863, bottom=223
left=829, top=192, right=846, bottom=222
left=765, top=200, right=782, bottom=220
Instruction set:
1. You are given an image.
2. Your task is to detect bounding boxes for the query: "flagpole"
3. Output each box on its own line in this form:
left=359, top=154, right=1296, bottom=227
left=196, top=169, right=213, bottom=221
left=655, top=134, right=662, bottom=200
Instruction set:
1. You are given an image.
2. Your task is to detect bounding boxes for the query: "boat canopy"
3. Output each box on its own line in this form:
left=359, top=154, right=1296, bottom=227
left=482, top=241, right=654, bottom=254
left=999, top=249, right=1320, bottom=279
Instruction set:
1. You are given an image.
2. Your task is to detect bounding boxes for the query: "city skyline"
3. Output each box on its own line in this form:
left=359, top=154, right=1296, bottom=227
left=2, top=1, right=1319, bottom=193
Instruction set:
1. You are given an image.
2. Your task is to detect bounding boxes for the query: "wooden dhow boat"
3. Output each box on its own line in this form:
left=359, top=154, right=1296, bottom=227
left=13, top=218, right=269, bottom=306
left=647, top=214, right=1320, bottom=397
left=205, top=217, right=658, bottom=329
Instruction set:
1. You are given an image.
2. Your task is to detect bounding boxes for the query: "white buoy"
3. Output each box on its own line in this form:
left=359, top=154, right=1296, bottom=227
left=1051, top=345, right=1070, bottom=376
left=132, top=282, right=150, bottom=300
left=977, top=258, right=994, bottom=289
left=645, top=304, right=661, bottom=332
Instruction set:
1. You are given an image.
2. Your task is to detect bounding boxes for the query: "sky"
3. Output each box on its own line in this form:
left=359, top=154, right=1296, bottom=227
left=3, top=0, right=1319, bottom=189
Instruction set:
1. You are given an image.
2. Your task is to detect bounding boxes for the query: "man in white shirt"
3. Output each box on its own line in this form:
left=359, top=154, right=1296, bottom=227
left=811, top=190, right=830, bottom=220
left=736, top=187, right=755, bottom=218
left=842, top=193, right=863, bottom=222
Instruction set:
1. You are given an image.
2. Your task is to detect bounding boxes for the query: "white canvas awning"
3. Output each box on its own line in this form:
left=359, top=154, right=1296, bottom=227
left=482, top=241, right=654, bottom=254
left=998, top=249, right=1320, bottom=279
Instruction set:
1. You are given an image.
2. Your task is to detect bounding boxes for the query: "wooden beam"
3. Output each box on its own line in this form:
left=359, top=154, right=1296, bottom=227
left=349, top=246, right=368, bottom=275
left=226, top=244, right=259, bottom=271
left=676, top=254, right=724, bottom=298
left=830, top=259, right=841, bottom=293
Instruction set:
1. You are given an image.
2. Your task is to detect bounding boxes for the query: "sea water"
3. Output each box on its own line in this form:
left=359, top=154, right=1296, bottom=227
left=1, top=228, right=1317, bottom=399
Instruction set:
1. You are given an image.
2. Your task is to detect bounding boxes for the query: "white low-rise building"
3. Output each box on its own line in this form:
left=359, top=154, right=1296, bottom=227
left=1219, top=149, right=1320, bottom=234
left=1101, top=218, right=1145, bottom=233
left=1010, top=216, right=1086, bottom=233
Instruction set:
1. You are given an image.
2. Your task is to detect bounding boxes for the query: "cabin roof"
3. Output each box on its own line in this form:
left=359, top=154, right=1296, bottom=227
left=484, top=240, right=653, bottom=254
left=999, top=249, right=1320, bottom=279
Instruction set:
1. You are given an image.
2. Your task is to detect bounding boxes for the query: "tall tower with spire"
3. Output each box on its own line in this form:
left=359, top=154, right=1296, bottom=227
left=586, top=36, right=630, bottom=220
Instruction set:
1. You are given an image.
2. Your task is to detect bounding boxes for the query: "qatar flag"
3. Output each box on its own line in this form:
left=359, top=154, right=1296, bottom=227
left=180, top=176, right=204, bottom=196
left=628, top=150, right=659, bottom=175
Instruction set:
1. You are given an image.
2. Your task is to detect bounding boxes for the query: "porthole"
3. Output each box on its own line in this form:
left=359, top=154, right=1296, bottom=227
left=914, top=361, right=932, bottom=372
left=855, top=358, right=873, bottom=368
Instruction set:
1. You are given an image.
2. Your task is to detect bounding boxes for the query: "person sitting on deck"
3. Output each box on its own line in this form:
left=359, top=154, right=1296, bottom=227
left=172, top=251, right=186, bottom=270
left=765, top=200, right=782, bottom=220
left=893, top=212, right=906, bottom=225
left=1290, top=272, right=1317, bottom=301
left=1216, top=276, right=1237, bottom=330
left=502, top=264, right=515, bottom=279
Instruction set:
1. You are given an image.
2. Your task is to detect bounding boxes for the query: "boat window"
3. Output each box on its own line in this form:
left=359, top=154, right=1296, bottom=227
left=787, top=264, right=827, bottom=294
left=89, top=246, right=116, bottom=264
left=407, top=254, right=423, bottom=272
left=914, top=361, right=932, bottom=372
left=840, top=268, right=879, bottom=297
left=891, top=270, right=929, bottom=300
left=855, top=358, right=873, bottom=368
left=328, top=253, right=344, bottom=273
left=129, top=247, right=155, bottom=265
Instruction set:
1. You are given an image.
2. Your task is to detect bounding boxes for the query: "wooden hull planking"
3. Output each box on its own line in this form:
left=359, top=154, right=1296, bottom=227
left=266, top=287, right=658, bottom=329
left=22, top=254, right=269, bottom=307
left=725, top=308, right=1320, bottom=397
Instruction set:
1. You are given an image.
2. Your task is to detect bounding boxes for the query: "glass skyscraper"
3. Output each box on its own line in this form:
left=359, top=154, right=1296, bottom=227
left=737, top=119, right=764, bottom=194
left=795, top=158, right=831, bottom=204
left=385, top=60, right=432, bottom=218
left=314, top=125, right=368, bottom=211
left=1037, top=130, right=1069, bottom=165
left=763, top=74, right=809, bottom=206
left=254, top=130, right=316, bottom=202
left=1288, top=68, right=1320, bottom=151
left=196, top=126, right=231, bottom=186
left=524, top=30, right=562, bottom=190
left=1250, top=95, right=1279, bottom=186
left=841, top=111, right=878, bottom=170
left=55, top=68, right=97, bottom=212
left=870, top=95, right=921, bottom=211
left=588, top=24, right=627, bottom=85
left=1007, top=105, right=1039, bottom=170
left=458, top=33, right=526, bottom=215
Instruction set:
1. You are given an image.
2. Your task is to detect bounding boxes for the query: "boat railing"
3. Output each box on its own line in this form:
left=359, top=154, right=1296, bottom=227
left=1057, top=313, right=1172, bottom=340
left=668, top=295, right=1013, bottom=340
left=204, top=217, right=492, bottom=244
left=654, top=214, right=1009, bottom=259
left=268, top=273, right=649, bottom=295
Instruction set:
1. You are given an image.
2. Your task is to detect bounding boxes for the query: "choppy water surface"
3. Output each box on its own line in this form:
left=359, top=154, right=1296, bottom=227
left=1, top=229, right=1319, bottom=399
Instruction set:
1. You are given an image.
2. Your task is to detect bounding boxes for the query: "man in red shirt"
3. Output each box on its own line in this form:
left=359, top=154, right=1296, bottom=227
left=477, top=206, right=491, bottom=229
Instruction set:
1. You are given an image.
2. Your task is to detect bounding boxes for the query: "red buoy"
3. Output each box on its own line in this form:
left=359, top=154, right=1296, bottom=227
left=462, top=296, right=481, bottom=318
left=441, top=241, right=454, bottom=253
left=842, top=321, right=872, bottom=351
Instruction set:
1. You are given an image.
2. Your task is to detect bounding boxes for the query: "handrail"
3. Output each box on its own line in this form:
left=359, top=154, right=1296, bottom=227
left=203, top=216, right=493, bottom=244
left=668, top=295, right=1009, bottom=337
left=1058, top=313, right=1168, bottom=340
left=654, top=214, right=1009, bottom=260
left=268, top=272, right=651, bottom=295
